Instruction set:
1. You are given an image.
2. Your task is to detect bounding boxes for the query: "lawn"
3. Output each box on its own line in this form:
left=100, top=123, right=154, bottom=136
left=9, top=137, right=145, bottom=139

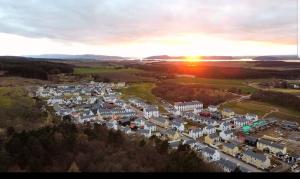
left=74, top=67, right=142, bottom=74
left=221, top=100, right=300, bottom=122
left=0, top=87, right=33, bottom=108
left=165, top=77, right=260, bottom=94
left=119, top=83, right=166, bottom=112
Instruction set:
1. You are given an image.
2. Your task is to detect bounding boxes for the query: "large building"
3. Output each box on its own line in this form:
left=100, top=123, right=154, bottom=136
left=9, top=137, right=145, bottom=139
left=149, top=117, right=169, bottom=128
left=241, top=150, right=271, bottom=169
left=143, top=106, right=159, bottom=119
left=174, top=101, right=203, bottom=112
left=257, top=139, right=287, bottom=155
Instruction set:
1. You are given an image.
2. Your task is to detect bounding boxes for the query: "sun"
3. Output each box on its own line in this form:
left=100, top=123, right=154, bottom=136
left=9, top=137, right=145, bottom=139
left=184, top=56, right=202, bottom=62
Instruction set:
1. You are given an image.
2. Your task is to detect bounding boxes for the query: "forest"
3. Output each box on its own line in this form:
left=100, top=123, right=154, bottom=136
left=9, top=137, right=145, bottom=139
left=251, top=90, right=300, bottom=112
left=0, top=56, right=74, bottom=80
left=0, top=122, right=217, bottom=172
left=152, top=82, right=234, bottom=106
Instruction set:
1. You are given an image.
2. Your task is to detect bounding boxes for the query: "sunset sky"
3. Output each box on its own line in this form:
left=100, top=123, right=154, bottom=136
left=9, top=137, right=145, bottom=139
left=0, top=0, right=297, bottom=57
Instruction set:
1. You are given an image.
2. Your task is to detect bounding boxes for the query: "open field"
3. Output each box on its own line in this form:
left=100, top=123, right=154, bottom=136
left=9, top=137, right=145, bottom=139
left=164, top=77, right=261, bottom=94
left=221, top=100, right=300, bottom=122
left=0, top=87, right=33, bottom=108
left=266, top=88, right=300, bottom=95
left=74, top=67, right=142, bottom=74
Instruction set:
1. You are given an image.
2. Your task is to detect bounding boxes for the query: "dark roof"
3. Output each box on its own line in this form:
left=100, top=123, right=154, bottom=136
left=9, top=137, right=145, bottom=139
left=208, top=133, right=219, bottom=139
left=243, top=150, right=267, bottom=161
left=169, top=140, right=182, bottom=148
left=257, top=139, right=285, bottom=150
left=245, top=135, right=258, bottom=142
left=202, top=147, right=216, bottom=155
left=218, top=158, right=238, bottom=171
left=183, top=139, right=197, bottom=145
left=223, top=142, right=238, bottom=149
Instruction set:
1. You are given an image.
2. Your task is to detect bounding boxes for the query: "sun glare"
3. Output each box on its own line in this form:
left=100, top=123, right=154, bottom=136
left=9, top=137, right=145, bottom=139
left=184, top=56, right=202, bottom=62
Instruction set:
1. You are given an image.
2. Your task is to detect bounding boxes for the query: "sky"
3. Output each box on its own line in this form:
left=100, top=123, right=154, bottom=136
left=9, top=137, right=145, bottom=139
left=0, top=0, right=298, bottom=57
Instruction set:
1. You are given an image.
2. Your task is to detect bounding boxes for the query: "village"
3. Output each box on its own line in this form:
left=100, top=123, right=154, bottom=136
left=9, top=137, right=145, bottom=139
left=35, top=81, right=300, bottom=173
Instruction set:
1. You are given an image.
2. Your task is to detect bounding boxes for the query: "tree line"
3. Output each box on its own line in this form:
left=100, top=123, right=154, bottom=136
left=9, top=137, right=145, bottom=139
left=0, top=56, right=74, bottom=80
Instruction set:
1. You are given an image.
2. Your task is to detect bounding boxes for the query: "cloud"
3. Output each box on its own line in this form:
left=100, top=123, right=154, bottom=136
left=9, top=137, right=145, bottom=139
left=0, top=0, right=297, bottom=56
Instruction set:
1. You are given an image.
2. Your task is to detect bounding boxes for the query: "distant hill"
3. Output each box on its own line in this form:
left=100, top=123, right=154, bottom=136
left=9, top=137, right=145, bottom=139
left=253, top=55, right=299, bottom=61
left=144, top=55, right=234, bottom=60
left=27, top=54, right=128, bottom=61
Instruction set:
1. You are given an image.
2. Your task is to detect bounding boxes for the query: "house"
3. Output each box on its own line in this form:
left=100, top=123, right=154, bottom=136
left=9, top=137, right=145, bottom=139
left=137, top=129, right=152, bottom=138
left=234, top=118, right=248, bottom=128
left=203, top=125, right=216, bottom=135
left=222, top=142, right=240, bottom=157
left=204, top=133, right=220, bottom=146
left=79, top=115, right=96, bottom=123
left=174, top=101, right=203, bottom=112
left=134, top=118, right=146, bottom=127
left=193, top=107, right=203, bottom=114
left=143, top=106, right=159, bottom=119
left=222, top=108, right=235, bottom=118
left=119, top=126, right=132, bottom=134
left=257, top=139, right=287, bottom=155
left=216, top=158, right=238, bottom=172
left=245, top=113, right=258, bottom=121
left=149, top=117, right=169, bottom=128
left=241, top=150, right=271, bottom=169
left=106, top=120, right=118, bottom=130
left=220, top=130, right=235, bottom=141
left=219, top=121, right=231, bottom=131
left=244, top=136, right=258, bottom=147
left=189, top=128, right=203, bottom=139
left=207, top=119, right=219, bottom=126
left=171, top=121, right=185, bottom=132
left=144, top=122, right=157, bottom=132
left=162, top=129, right=181, bottom=141
left=208, top=105, right=218, bottom=112
left=182, top=139, right=197, bottom=149
left=168, top=140, right=182, bottom=150
left=201, top=147, right=220, bottom=162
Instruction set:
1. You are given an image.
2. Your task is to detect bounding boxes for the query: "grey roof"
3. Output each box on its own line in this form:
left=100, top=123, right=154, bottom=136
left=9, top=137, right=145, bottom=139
left=222, top=122, right=231, bottom=126
left=175, top=101, right=202, bottom=106
left=245, top=135, right=258, bottom=142
left=206, top=125, right=215, bottom=130
left=138, top=129, right=150, bottom=135
left=223, top=142, right=238, bottom=149
left=183, top=139, right=197, bottom=145
left=145, top=122, right=155, bottom=127
left=190, top=128, right=202, bottom=133
left=223, top=108, right=234, bottom=113
left=202, top=147, right=216, bottom=155
left=218, top=158, right=238, bottom=171
left=169, top=140, right=182, bottom=148
left=164, top=129, right=177, bottom=136
left=144, top=106, right=158, bottom=112
left=208, top=133, right=219, bottom=139
left=153, top=117, right=168, bottom=123
left=224, top=130, right=234, bottom=135
left=243, top=150, right=267, bottom=162
left=257, top=139, right=285, bottom=150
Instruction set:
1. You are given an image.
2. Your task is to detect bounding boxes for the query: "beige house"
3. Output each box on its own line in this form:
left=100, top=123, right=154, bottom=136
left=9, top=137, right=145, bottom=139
left=257, top=139, right=287, bottom=155
left=242, top=150, right=271, bottom=169
left=162, top=129, right=181, bottom=141
left=222, top=142, right=240, bottom=157
left=204, top=133, right=220, bottom=146
left=149, top=117, right=169, bottom=128
left=221, top=108, right=235, bottom=118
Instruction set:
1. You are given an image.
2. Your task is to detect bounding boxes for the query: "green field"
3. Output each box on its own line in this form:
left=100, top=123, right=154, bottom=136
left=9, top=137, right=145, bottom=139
left=119, top=83, right=166, bottom=112
left=74, top=67, right=142, bottom=74
left=0, top=87, right=33, bottom=108
left=221, top=100, right=300, bottom=122
left=165, top=77, right=261, bottom=94
left=267, top=88, right=300, bottom=95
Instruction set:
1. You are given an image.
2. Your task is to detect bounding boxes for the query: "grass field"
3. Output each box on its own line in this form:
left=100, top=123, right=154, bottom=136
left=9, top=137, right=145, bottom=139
left=267, top=88, right=300, bottom=95
left=0, top=87, right=33, bottom=108
left=165, top=77, right=261, bottom=94
left=74, top=67, right=142, bottom=74
left=221, top=100, right=300, bottom=122
left=119, top=83, right=166, bottom=112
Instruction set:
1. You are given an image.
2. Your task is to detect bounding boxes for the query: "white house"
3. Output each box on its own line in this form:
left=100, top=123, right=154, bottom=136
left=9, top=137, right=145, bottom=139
left=193, top=107, right=203, bottom=114
left=217, top=158, right=238, bottom=172
left=144, top=122, right=157, bottom=132
left=219, top=121, right=231, bottom=131
left=171, top=121, right=185, bottom=132
left=220, top=130, right=235, bottom=141
left=245, top=113, right=258, bottom=121
left=189, top=128, right=203, bottom=139
left=143, top=106, right=159, bottom=119
left=183, top=139, right=198, bottom=149
left=174, top=101, right=203, bottom=112
left=201, top=147, right=220, bottom=162
left=137, top=129, right=152, bottom=138
left=234, top=118, right=248, bottom=128
left=208, top=105, right=218, bottom=112
left=204, top=125, right=216, bottom=135
left=134, top=118, right=146, bottom=127
left=106, top=120, right=118, bottom=130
